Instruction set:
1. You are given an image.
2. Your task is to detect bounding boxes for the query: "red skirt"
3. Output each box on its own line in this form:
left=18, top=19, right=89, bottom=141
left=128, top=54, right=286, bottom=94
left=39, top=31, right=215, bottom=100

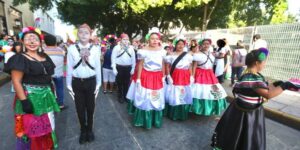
left=194, top=68, right=218, bottom=84
left=141, top=68, right=163, bottom=90
left=172, top=69, right=190, bottom=86
left=131, top=60, right=140, bottom=82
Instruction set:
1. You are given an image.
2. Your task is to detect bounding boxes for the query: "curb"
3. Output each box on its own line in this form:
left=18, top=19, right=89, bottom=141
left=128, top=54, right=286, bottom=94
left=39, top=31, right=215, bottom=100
left=227, top=96, right=300, bottom=131
left=0, top=73, right=10, bottom=87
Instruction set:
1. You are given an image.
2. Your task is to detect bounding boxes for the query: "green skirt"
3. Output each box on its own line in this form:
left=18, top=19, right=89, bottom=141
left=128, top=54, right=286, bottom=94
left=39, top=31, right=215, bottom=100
left=127, top=100, right=136, bottom=115
left=133, top=107, right=163, bottom=129
left=164, top=104, right=191, bottom=121
left=15, top=85, right=60, bottom=115
left=190, top=98, right=228, bottom=116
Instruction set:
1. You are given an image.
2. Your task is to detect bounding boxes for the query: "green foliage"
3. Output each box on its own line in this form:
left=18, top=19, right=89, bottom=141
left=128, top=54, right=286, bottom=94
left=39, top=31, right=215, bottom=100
left=13, top=0, right=296, bottom=37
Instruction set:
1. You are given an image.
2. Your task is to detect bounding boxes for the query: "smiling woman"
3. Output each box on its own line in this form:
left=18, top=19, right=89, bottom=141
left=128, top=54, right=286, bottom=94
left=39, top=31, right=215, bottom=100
left=4, top=26, right=60, bottom=149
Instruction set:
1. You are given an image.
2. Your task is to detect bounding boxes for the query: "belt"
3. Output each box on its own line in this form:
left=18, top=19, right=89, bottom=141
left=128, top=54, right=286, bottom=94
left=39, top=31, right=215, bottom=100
left=116, top=64, right=132, bottom=67
left=73, top=76, right=96, bottom=82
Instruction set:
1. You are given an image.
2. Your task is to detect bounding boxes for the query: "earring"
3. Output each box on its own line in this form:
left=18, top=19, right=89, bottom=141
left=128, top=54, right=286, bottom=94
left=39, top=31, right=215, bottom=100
left=38, top=47, right=42, bottom=53
left=23, top=46, right=26, bottom=52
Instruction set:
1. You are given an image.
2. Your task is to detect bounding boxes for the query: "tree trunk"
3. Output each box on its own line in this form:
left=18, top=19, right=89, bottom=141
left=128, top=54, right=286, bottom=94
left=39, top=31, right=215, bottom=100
left=202, top=4, right=208, bottom=31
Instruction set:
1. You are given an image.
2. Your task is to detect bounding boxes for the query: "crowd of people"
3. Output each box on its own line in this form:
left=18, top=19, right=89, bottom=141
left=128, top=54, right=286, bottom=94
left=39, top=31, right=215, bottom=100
left=2, top=23, right=300, bottom=150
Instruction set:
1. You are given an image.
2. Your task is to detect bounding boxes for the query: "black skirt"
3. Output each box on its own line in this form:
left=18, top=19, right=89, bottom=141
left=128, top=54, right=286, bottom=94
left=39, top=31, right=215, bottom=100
left=211, top=99, right=266, bottom=150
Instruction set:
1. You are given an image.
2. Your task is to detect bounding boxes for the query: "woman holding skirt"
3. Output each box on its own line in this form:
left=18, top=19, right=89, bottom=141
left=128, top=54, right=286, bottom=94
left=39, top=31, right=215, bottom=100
left=211, top=48, right=300, bottom=150
left=5, top=26, right=60, bottom=149
left=191, top=39, right=227, bottom=116
left=164, top=36, right=193, bottom=120
left=131, top=27, right=167, bottom=129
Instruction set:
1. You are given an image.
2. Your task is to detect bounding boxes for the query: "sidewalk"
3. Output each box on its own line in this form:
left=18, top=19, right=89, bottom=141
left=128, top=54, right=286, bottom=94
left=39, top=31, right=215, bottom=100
left=222, top=80, right=300, bottom=130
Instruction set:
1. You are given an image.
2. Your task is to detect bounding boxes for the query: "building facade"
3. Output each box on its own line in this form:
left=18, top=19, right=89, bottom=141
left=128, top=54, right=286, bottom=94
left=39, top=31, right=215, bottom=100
left=33, top=9, right=55, bottom=35
left=0, top=0, right=34, bottom=36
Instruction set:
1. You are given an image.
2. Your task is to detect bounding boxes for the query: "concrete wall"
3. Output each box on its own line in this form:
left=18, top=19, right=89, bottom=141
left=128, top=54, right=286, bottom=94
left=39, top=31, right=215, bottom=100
left=1, top=0, right=34, bottom=35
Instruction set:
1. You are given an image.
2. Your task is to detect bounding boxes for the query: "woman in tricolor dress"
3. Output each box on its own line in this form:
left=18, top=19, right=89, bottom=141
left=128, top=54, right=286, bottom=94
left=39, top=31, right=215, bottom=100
left=126, top=50, right=141, bottom=114
left=211, top=48, right=300, bottom=150
left=130, top=27, right=167, bottom=129
left=164, top=36, right=193, bottom=120
left=191, top=39, right=227, bottom=116
left=5, top=26, right=60, bottom=149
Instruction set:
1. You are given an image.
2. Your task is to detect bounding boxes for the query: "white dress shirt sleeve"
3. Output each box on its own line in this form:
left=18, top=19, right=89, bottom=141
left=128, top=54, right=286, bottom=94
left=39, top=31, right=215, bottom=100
left=95, top=47, right=102, bottom=87
left=66, top=46, right=74, bottom=87
left=131, top=47, right=136, bottom=70
left=111, top=45, right=118, bottom=70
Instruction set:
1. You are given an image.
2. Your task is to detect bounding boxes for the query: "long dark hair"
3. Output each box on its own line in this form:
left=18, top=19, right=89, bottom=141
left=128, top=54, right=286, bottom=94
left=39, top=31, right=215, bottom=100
left=11, top=42, right=22, bottom=53
left=21, top=30, right=47, bottom=58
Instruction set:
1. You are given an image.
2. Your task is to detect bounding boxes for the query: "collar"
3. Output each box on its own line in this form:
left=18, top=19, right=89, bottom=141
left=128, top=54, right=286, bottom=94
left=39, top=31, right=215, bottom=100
left=78, top=42, right=91, bottom=48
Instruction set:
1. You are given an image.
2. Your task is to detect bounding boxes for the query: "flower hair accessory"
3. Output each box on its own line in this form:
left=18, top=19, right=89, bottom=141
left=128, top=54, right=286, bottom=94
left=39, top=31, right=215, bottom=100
left=258, top=48, right=269, bottom=61
left=173, top=34, right=186, bottom=46
left=19, top=26, right=44, bottom=40
left=145, top=27, right=161, bottom=40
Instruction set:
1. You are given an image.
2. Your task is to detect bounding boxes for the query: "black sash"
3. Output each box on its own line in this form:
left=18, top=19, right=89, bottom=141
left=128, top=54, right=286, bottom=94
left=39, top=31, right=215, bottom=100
left=170, top=52, right=187, bottom=75
left=166, top=52, right=187, bottom=84
left=197, top=51, right=214, bottom=66
left=73, top=44, right=95, bottom=70
left=117, top=46, right=131, bottom=58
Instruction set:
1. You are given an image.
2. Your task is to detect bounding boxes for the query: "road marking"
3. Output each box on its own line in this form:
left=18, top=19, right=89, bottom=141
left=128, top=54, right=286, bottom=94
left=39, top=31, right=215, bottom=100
left=106, top=95, right=143, bottom=150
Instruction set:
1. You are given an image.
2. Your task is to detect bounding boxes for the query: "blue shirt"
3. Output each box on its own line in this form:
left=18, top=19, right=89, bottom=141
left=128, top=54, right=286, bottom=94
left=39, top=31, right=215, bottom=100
left=103, top=47, right=114, bottom=69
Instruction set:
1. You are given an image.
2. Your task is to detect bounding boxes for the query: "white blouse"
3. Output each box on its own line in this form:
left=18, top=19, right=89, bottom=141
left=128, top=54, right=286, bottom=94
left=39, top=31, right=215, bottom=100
left=137, top=49, right=167, bottom=71
left=193, top=51, right=215, bottom=69
left=164, top=53, right=193, bottom=69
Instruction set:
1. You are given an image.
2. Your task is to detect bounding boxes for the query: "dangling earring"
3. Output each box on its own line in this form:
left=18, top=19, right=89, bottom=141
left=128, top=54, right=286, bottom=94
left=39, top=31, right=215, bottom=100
left=38, top=47, right=42, bottom=53
left=23, top=46, right=26, bottom=52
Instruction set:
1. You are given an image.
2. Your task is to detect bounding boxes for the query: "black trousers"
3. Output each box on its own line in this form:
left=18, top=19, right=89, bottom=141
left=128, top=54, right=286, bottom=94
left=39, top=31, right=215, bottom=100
left=213, top=65, right=224, bottom=84
left=72, top=76, right=96, bottom=132
left=116, top=65, right=132, bottom=99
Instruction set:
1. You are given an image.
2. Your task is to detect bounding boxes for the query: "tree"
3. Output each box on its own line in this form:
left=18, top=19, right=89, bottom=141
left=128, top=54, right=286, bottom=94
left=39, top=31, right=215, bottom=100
left=13, top=0, right=294, bottom=38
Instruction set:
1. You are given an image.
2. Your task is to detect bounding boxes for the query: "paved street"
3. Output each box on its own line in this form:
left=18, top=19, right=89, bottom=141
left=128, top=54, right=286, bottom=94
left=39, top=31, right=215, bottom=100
left=0, top=81, right=300, bottom=150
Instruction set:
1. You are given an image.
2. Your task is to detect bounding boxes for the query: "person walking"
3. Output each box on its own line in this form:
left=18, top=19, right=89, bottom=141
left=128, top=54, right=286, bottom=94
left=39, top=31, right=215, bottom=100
left=231, top=40, right=247, bottom=85
left=44, top=34, right=67, bottom=109
left=111, top=33, right=136, bottom=103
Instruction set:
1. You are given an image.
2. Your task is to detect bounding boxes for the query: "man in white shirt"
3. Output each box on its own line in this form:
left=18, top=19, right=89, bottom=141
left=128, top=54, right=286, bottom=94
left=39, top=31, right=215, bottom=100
left=252, top=34, right=267, bottom=50
left=44, top=34, right=66, bottom=109
left=111, top=33, right=136, bottom=103
left=66, top=23, right=101, bottom=144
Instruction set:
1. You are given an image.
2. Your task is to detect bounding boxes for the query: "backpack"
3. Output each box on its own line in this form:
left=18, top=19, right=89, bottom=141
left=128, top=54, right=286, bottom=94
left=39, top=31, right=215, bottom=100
left=236, top=49, right=247, bottom=67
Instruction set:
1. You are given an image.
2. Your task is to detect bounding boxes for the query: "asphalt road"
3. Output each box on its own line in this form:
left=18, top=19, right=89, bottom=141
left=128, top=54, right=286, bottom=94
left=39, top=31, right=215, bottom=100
left=0, top=81, right=299, bottom=150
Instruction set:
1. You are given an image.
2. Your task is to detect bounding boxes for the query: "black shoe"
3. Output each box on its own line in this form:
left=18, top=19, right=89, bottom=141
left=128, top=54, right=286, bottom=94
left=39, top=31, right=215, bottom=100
left=118, top=97, right=124, bottom=103
left=86, top=131, right=95, bottom=142
left=79, top=130, right=87, bottom=144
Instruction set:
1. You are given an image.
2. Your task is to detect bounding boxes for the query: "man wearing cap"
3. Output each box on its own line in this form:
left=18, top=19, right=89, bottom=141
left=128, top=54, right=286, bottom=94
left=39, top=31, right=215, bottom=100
left=111, top=33, right=136, bottom=103
left=66, top=23, right=101, bottom=144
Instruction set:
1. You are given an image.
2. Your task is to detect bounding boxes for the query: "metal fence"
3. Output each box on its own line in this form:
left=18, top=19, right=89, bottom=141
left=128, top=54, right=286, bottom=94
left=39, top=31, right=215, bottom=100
left=187, top=23, right=300, bottom=81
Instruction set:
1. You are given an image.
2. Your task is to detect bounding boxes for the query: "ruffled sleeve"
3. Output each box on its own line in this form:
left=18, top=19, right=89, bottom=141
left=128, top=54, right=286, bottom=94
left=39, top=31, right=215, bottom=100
left=187, top=54, right=193, bottom=64
left=164, top=55, right=173, bottom=64
left=193, top=53, right=201, bottom=62
left=137, top=50, right=145, bottom=60
left=161, top=49, right=167, bottom=57
left=4, top=54, right=29, bottom=74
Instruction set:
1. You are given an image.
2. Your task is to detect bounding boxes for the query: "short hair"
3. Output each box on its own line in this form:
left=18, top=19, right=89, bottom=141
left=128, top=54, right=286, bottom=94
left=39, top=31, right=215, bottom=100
left=0, top=34, right=6, bottom=40
left=236, top=40, right=245, bottom=48
left=217, top=39, right=226, bottom=48
left=245, top=48, right=269, bottom=67
left=12, top=42, right=22, bottom=53
left=108, top=37, right=116, bottom=45
left=44, top=34, right=57, bottom=46
left=253, top=34, right=261, bottom=40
